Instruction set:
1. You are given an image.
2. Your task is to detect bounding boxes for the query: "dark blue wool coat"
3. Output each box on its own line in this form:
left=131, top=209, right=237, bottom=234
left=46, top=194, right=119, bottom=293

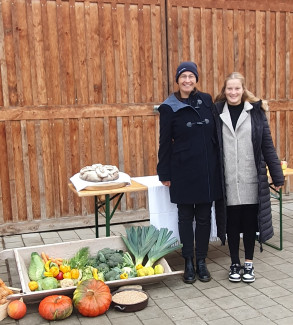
left=157, top=90, right=223, bottom=205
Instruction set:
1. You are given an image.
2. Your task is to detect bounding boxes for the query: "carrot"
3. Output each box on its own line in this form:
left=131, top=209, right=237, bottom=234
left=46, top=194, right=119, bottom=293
left=41, top=252, right=48, bottom=263
left=50, top=258, right=63, bottom=266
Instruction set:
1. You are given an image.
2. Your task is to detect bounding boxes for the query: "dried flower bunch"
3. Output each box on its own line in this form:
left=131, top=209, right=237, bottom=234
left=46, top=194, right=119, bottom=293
left=0, top=279, right=13, bottom=305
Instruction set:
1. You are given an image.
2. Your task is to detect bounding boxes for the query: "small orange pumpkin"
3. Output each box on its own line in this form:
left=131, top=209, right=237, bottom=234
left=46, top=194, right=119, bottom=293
left=39, top=295, right=73, bottom=320
left=73, top=279, right=112, bottom=317
left=7, top=300, right=27, bottom=320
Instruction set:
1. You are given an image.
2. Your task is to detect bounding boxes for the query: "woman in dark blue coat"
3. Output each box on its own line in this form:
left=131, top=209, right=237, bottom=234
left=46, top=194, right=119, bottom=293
left=157, top=62, right=223, bottom=283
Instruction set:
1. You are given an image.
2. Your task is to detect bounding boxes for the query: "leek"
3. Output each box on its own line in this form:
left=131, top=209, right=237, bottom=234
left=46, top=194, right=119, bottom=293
left=144, top=228, right=182, bottom=267
left=122, top=225, right=159, bottom=266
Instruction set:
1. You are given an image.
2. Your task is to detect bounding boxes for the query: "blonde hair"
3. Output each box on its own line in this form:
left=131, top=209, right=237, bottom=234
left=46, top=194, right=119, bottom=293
left=214, top=72, right=268, bottom=111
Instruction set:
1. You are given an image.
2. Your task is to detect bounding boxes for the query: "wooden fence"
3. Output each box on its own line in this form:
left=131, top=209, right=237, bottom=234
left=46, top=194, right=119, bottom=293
left=0, top=0, right=293, bottom=234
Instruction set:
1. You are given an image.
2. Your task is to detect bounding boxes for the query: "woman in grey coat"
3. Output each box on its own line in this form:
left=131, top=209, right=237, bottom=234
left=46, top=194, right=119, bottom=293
left=157, top=62, right=223, bottom=284
left=214, top=72, right=284, bottom=283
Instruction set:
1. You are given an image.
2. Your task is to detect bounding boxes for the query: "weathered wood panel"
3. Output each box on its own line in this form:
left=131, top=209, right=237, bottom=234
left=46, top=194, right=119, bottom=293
left=1, top=0, right=293, bottom=235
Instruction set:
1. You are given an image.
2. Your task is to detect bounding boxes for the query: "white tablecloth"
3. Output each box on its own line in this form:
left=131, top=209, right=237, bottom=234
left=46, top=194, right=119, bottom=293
left=132, top=175, right=218, bottom=242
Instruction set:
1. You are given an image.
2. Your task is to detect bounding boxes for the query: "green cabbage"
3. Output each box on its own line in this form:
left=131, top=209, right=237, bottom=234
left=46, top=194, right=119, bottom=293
left=28, top=252, right=45, bottom=281
left=37, top=277, right=58, bottom=291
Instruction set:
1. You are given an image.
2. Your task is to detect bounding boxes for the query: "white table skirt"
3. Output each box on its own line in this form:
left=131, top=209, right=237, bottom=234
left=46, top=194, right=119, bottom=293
left=132, top=175, right=218, bottom=242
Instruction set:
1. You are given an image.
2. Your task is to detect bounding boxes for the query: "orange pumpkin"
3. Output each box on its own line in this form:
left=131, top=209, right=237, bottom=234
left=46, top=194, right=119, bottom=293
left=39, top=295, right=73, bottom=320
left=73, top=279, right=112, bottom=317
left=7, top=300, right=27, bottom=320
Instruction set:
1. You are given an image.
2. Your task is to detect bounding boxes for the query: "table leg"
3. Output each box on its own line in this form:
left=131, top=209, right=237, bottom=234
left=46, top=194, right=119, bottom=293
left=94, top=196, right=99, bottom=238
left=105, top=194, right=110, bottom=237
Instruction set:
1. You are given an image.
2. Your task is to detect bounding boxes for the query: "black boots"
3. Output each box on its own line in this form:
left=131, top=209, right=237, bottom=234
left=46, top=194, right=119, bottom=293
left=196, top=259, right=211, bottom=282
left=183, top=257, right=196, bottom=284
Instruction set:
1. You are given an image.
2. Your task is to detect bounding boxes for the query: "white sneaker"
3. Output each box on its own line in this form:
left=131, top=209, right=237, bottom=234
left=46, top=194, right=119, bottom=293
left=229, top=264, right=242, bottom=282
left=242, top=262, right=255, bottom=283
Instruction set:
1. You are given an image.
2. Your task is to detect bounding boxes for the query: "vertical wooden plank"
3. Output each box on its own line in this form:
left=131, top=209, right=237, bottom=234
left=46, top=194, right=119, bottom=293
left=40, top=120, right=54, bottom=218
left=11, top=121, right=27, bottom=221
left=0, top=122, right=12, bottom=221
left=289, top=13, right=293, bottom=99
left=52, top=119, right=70, bottom=217
left=31, top=0, right=47, bottom=105
left=2, top=0, right=18, bottom=105
left=255, top=10, right=266, bottom=98
left=34, top=121, right=46, bottom=219
left=102, top=3, right=116, bottom=103
left=26, top=120, right=41, bottom=220
left=5, top=121, right=18, bottom=221
left=215, top=8, right=224, bottom=94
left=212, top=8, right=218, bottom=96
left=144, top=115, right=157, bottom=176
left=75, top=1, right=89, bottom=104
left=200, top=8, right=207, bottom=90
left=129, top=4, right=141, bottom=103
left=21, top=120, right=33, bottom=221
left=56, top=0, right=71, bottom=104
left=89, top=2, right=102, bottom=103
left=25, top=0, right=39, bottom=105
left=269, top=11, right=276, bottom=99
left=169, top=5, right=179, bottom=92
left=68, top=119, right=81, bottom=215
left=151, top=4, right=164, bottom=102
left=223, top=9, right=234, bottom=76
left=277, top=12, right=286, bottom=99
left=17, top=0, right=32, bottom=105
left=181, top=7, right=190, bottom=62
left=248, top=11, right=256, bottom=93
left=234, top=10, right=245, bottom=75
left=285, top=12, right=290, bottom=99
left=0, top=0, right=9, bottom=106
left=142, top=5, right=153, bottom=102
left=137, top=2, right=146, bottom=102
left=116, top=4, right=128, bottom=103
left=204, top=8, right=213, bottom=95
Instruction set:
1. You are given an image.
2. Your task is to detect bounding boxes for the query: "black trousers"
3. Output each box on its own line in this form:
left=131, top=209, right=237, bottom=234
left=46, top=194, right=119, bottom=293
left=226, top=204, right=259, bottom=265
left=177, top=203, right=212, bottom=260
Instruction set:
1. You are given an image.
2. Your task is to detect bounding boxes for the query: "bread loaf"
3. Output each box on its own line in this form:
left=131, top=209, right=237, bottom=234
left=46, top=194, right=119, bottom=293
left=79, top=164, right=119, bottom=182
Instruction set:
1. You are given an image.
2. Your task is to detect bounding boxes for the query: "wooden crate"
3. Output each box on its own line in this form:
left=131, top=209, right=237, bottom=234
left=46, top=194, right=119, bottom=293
left=13, top=236, right=183, bottom=303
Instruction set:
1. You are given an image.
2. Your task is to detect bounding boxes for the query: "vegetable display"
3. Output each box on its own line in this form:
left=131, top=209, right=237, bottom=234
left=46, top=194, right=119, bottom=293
left=38, top=295, right=73, bottom=320
left=26, top=226, right=180, bottom=291
left=73, top=279, right=112, bottom=317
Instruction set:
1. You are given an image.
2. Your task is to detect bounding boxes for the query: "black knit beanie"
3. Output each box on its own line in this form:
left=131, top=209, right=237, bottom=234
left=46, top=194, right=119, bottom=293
left=175, top=61, right=199, bottom=83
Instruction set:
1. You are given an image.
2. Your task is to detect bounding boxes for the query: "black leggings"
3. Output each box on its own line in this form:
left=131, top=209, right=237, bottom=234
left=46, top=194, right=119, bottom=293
left=226, top=204, right=258, bottom=265
left=177, top=203, right=212, bottom=260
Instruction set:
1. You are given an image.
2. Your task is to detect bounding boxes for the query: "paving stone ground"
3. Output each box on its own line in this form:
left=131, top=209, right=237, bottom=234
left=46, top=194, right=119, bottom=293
left=1, top=195, right=293, bottom=324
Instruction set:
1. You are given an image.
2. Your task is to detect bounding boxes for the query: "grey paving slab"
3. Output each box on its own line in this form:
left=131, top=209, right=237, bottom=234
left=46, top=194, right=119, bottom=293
left=258, top=304, right=293, bottom=321
left=207, top=316, right=240, bottom=325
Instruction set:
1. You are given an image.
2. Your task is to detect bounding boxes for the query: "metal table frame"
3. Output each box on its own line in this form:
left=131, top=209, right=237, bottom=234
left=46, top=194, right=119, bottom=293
left=68, top=180, right=147, bottom=237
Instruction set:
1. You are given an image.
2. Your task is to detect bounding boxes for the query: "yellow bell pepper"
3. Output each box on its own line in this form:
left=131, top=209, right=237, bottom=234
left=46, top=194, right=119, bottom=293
left=45, top=260, right=52, bottom=272
left=137, top=268, right=147, bottom=277
left=92, top=268, right=99, bottom=280
left=154, top=264, right=164, bottom=274
left=146, top=266, right=154, bottom=275
left=60, top=264, right=71, bottom=274
left=44, top=271, right=54, bottom=277
left=70, top=268, right=79, bottom=279
left=63, top=271, right=72, bottom=279
left=136, top=264, right=143, bottom=270
left=49, top=266, right=60, bottom=277
left=28, top=281, right=38, bottom=291
left=120, top=272, right=128, bottom=279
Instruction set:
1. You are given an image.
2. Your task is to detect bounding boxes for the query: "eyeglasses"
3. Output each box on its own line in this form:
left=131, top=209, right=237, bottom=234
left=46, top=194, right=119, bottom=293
left=179, top=74, right=196, bottom=81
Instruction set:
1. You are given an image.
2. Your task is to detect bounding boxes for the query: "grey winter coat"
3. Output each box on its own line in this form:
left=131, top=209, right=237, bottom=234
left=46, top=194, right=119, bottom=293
left=215, top=100, right=284, bottom=244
